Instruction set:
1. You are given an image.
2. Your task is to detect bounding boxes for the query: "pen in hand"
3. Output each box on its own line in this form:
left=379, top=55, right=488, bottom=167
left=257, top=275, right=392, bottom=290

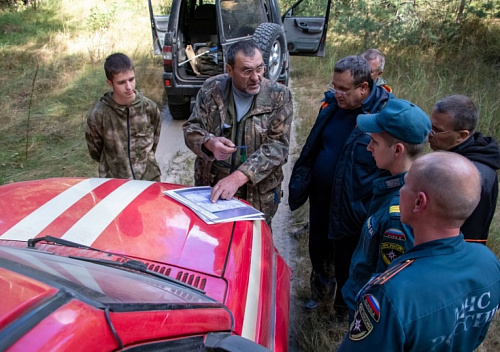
left=233, top=146, right=247, bottom=149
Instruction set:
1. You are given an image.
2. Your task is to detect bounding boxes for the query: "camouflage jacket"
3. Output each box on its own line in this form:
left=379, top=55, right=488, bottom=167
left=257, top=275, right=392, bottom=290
left=85, top=90, right=162, bottom=181
left=183, top=74, right=293, bottom=218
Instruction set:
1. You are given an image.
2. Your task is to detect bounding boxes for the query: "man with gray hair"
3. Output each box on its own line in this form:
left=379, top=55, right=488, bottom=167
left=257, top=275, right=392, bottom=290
left=289, top=55, right=394, bottom=312
left=361, top=48, right=392, bottom=93
left=338, top=152, right=500, bottom=351
left=429, top=95, right=500, bottom=244
left=183, top=41, right=293, bottom=224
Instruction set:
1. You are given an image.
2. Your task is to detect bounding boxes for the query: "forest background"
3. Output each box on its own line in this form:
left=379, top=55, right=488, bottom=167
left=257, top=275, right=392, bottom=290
left=1, top=0, right=500, bottom=350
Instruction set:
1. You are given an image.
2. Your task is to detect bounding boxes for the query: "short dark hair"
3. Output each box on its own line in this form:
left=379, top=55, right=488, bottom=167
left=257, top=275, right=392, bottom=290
left=433, top=95, right=478, bottom=133
left=334, top=55, right=372, bottom=86
left=227, top=40, right=262, bottom=66
left=104, top=53, right=135, bottom=81
left=382, top=132, right=426, bottom=159
left=361, top=48, right=385, bottom=72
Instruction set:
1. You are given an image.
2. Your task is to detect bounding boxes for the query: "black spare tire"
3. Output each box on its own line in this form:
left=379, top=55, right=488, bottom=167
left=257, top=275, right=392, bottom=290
left=253, top=23, right=286, bottom=82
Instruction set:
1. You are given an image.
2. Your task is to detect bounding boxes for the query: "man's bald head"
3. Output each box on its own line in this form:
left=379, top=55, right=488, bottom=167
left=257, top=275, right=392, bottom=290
left=407, top=152, right=481, bottom=226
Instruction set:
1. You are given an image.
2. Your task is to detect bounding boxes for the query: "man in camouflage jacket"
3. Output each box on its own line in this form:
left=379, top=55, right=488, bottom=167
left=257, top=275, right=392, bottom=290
left=183, top=41, right=293, bottom=224
left=86, top=53, right=162, bottom=181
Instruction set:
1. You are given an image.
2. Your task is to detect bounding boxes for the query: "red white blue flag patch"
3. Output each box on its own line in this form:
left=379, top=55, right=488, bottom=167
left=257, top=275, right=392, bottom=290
left=363, top=294, right=380, bottom=322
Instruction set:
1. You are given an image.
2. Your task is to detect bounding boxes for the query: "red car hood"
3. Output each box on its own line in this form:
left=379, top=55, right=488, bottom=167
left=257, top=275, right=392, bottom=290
left=0, top=178, right=235, bottom=278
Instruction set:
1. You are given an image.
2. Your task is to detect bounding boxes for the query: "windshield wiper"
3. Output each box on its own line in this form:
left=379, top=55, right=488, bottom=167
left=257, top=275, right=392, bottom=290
left=27, top=236, right=205, bottom=294
left=28, top=235, right=104, bottom=250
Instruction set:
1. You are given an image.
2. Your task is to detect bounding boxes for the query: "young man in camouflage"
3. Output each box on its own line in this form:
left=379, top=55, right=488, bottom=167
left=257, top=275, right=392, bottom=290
left=86, top=53, right=162, bottom=181
left=183, top=41, right=293, bottom=224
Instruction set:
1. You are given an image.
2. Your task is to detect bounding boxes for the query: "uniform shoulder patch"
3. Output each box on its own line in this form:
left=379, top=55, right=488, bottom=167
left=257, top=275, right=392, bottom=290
left=381, top=238, right=406, bottom=266
left=383, top=228, right=406, bottom=241
left=363, top=294, right=380, bottom=322
left=367, top=259, right=415, bottom=287
left=349, top=302, right=373, bottom=340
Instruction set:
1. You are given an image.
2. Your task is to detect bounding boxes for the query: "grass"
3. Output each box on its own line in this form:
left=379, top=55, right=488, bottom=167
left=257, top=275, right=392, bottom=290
left=0, top=0, right=164, bottom=183
left=1, top=1, right=500, bottom=351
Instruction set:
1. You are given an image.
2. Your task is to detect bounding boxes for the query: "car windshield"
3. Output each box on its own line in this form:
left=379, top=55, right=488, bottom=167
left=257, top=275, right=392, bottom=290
left=0, top=246, right=215, bottom=308
left=220, top=0, right=268, bottom=39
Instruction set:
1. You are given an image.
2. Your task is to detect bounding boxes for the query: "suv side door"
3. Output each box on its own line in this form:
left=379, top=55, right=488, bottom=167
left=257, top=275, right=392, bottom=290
left=283, top=0, right=333, bottom=57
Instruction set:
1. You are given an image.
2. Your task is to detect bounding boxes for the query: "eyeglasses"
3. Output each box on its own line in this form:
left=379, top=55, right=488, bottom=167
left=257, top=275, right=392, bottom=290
left=429, top=129, right=457, bottom=137
left=327, top=82, right=361, bottom=96
left=240, top=64, right=267, bottom=77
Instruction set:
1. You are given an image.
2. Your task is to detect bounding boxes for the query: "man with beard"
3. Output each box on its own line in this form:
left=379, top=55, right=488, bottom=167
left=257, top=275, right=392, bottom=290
left=183, top=41, right=293, bottom=224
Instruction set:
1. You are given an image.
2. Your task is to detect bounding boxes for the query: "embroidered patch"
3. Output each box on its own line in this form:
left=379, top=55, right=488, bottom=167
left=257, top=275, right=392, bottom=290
left=363, top=294, right=380, bottom=322
left=381, top=242, right=405, bottom=265
left=366, top=216, right=375, bottom=238
left=349, top=302, right=373, bottom=340
left=389, top=205, right=400, bottom=214
left=385, top=178, right=402, bottom=188
left=383, top=228, right=406, bottom=241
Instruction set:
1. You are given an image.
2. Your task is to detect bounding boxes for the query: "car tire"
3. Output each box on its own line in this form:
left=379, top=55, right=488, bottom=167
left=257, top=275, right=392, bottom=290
left=168, top=102, right=191, bottom=120
left=253, top=23, right=286, bottom=82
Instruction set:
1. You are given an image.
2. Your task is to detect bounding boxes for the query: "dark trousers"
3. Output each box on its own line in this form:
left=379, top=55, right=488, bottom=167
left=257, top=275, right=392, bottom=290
left=309, top=200, right=360, bottom=306
left=309, top=228, right=336, bottom=301
left=308, top=201, right=336, bottom=301
left=333, top=235, right=359, bottom=307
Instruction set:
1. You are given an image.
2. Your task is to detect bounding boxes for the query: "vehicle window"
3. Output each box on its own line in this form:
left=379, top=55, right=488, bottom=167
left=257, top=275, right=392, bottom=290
left=150, top=0, right=174, bottom=15
left=286, top=0, right=329, bottom=17
left=220, top=0, right=268, bottom=39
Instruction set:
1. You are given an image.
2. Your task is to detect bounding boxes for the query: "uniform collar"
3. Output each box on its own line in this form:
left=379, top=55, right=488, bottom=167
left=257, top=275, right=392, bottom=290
left=372, top=172, right=406, bottom=196
left=396, top=234, right=465, bottom=262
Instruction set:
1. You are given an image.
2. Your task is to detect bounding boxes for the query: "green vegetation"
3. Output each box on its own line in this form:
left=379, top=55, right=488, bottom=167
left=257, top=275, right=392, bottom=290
left=0, top=0, right=163, bottom=183
left=1, top=0, right=500, bottom=350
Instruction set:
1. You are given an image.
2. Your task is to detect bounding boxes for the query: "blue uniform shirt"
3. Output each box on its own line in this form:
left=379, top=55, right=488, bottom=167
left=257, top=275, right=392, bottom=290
left=338, top=234, right=500, bottom=352
left=342, top=172, right=413, bottom=315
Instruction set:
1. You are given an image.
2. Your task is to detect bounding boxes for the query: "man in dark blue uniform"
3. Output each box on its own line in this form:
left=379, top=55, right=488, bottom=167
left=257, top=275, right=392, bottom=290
left=338, top=152, right=500, bottom=351
left=342, top=99, right=431, bottom=319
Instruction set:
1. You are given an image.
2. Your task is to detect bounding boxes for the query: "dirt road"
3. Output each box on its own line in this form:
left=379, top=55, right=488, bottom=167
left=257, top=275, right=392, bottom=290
left=155, top=110, right=194, bottom=186
left=155, top=105, right=301, bottom=351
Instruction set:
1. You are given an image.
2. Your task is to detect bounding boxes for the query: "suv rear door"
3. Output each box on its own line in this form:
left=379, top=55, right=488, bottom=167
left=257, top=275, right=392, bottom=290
left=147, top=0, right=333, bottom=58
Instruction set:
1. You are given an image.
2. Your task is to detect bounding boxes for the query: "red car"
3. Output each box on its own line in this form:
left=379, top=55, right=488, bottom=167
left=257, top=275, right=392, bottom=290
left=0, top=178, right=291, bottom=351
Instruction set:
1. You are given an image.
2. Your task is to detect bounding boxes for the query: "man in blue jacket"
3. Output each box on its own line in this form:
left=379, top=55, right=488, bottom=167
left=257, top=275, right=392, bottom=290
left=289, top=55, right=394, bottom=311
left=338, top=152, right=500, bottom=351
left=342, top=99, right=431, bottom=320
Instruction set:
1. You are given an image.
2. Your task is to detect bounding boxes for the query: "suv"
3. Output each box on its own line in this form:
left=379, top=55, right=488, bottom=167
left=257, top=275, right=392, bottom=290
left=148, top=0, right=332, bottom=119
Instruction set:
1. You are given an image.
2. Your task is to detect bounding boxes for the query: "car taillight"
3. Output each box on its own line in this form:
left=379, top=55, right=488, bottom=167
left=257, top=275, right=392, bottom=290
left=163, top=46, right=173, bottom=68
